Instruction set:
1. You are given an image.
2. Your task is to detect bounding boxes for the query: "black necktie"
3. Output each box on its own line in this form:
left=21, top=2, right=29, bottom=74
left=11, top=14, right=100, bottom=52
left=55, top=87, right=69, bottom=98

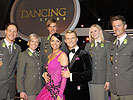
left=8, top=45, right=11, bottom=55
left=96, top=42, right=100, bottom=47
left=70, top=49, right=75, bottom=53
left=117, top=40, right=120, bottom=48
left=33, top=51, right=37, bottom=57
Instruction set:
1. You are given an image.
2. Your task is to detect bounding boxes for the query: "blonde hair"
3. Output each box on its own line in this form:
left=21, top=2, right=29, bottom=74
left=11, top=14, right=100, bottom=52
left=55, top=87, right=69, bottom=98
left=89, top=24, right=104, bottom=43
left=65, top=30, right=77, bottom=39
left=28, top=33, right=40, bottom=42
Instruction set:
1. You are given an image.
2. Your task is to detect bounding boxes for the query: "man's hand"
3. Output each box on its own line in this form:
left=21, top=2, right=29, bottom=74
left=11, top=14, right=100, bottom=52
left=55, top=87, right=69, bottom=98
left=104, top=82, right=110, bottom=91
left=61, top=68, right=70, bottom=78
left=42, top=72, right=50, bottom=83
left=20, top=92, right=28, bottom=100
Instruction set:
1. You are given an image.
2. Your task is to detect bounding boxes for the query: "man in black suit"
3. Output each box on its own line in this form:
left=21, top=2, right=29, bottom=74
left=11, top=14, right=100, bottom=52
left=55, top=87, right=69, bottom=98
left=61, top=30, right=92, bottom=100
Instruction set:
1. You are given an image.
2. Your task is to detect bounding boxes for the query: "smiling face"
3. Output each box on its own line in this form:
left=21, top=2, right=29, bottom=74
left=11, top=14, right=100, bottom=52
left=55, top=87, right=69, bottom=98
left=28, top=37, right=39, bottom=51
left=50, top=35, right=62, bottom=50
left=5, top=25, right=18, bottom=44
left=90, top=26, right=101, bottom=40
left=112, top=20, right=127, bottom=38
left=65, top=32, right=78, bottom=50
left=47, top=23, right=58, bottom=35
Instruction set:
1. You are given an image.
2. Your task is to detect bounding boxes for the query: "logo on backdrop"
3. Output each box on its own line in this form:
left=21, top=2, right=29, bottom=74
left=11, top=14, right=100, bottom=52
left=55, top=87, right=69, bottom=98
left=10, top=0, right=80, bottom=39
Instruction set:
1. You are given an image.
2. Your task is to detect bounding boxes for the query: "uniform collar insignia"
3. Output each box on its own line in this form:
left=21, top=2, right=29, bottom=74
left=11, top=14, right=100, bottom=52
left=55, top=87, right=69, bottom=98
left=2, top=42, right=6, bottom=48
left=28, top=51, right=33, bottom=56
left=91, top=43, right=94, bottom=47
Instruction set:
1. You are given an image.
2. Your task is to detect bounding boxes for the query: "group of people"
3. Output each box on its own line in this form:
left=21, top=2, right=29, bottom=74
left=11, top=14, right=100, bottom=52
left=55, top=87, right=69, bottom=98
left=0, top=15, right=133, bottom=100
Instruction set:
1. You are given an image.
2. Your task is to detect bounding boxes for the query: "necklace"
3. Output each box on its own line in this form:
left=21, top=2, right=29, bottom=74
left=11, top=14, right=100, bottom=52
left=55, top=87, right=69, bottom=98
left=50, top=49, right=60, bottom=58
left=48, top=49, right=60, bottom=64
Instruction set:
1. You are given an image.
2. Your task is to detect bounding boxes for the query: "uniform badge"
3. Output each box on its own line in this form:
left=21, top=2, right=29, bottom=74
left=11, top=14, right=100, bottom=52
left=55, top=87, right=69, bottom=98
left=28, top=51, right=33, bottom=56
left=2, top=42, right=6, bottom=48
left=100, top=43, right=104, bottom=47
left=91, top=43, right=94, bottom=47
left=123, top=39, right=127, bottom=44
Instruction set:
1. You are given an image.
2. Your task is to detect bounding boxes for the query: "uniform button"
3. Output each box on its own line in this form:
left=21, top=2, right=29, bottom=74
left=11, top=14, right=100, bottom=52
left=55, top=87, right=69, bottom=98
left=39, top=72, right=40, bottom=74
left=115, top=74, right=118, bottom=76
left=95, top=62, right=97, bottom=64
left=95, top=67, right=97, bottom=69
left=115, top=60, right=117, bottom=62
left=38, top=63, right=39, bottom=65
left=38, top=68, right=40, bottom=69
left=116, top=53, right=118, bottom=55
left=100, top=67, right=103, bottom=69
left=33, top=75, right=35, bottom=77
left=9, top=66, right=10, bottom=68
left=115, top=67, right=117, bottom=69
left=39, top=77, right=40, bottom=79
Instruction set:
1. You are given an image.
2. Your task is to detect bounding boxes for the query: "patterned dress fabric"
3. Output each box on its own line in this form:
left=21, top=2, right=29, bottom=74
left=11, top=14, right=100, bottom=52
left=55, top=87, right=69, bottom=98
left=36, top=51, right=67, bottom=100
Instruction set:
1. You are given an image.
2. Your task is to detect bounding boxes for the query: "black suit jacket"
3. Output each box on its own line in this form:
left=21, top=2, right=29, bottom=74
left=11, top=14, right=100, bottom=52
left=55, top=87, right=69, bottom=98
left=65, top=48, right=92, bottom=92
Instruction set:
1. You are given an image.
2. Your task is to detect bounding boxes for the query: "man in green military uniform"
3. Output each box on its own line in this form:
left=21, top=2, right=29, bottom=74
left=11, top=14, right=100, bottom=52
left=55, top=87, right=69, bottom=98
left=0, top=23, right=21, bottom=100
left=110, top=15, right=133, bottom=100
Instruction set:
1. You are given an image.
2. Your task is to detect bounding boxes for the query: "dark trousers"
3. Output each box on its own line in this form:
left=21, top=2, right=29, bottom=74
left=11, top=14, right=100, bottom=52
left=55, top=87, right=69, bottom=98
left=64, top=87, right=90, bottom=100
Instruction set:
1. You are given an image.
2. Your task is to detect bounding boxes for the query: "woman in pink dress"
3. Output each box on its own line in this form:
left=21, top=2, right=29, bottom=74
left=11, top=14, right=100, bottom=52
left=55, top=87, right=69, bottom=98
left=36, top=33, right=68, bottom=100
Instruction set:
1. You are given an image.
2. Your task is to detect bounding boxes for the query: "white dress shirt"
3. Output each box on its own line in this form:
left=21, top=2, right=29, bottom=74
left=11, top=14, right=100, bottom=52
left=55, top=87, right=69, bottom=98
left=95, top=40, right=101, bottom=47
left=4, top=38, right=13, bottom=54
left=69, top=46, right=79, bottom=81
left=117, top=33, right=127, bottom=46
left=69, top=46, right=79, bottom=62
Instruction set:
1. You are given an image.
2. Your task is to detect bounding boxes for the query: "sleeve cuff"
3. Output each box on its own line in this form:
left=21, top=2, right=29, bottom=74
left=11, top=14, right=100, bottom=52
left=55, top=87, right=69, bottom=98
left=70, top=73, right=72, bottom=81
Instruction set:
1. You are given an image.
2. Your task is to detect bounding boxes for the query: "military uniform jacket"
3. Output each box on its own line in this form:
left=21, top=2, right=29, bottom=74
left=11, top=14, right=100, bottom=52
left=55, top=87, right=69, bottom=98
left=85, top=41, right=111, bottom=84
left=0, top=39, right=21, bottom=99
left=65, top=48, right=92, bottom=92
left=110, top=35, right=133, bottom=95
left=17, top=49, right=44, bottom=95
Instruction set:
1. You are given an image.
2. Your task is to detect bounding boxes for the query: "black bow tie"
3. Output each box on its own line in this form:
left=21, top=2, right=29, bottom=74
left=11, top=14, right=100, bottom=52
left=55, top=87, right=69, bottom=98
left=70, top=49, right=75, bottom=53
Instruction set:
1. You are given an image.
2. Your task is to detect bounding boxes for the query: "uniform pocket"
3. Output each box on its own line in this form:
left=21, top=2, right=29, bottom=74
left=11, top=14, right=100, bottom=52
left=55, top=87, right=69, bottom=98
left=123, top=51, right=132, bottom=66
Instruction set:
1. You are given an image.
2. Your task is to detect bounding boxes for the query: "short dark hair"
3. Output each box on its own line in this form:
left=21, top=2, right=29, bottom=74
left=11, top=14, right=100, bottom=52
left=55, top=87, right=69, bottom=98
left=5, top=23, right=18, bottom=31
left=50, top=32, right=62, bottom=42
left=110, top=15, right=126, bottom=25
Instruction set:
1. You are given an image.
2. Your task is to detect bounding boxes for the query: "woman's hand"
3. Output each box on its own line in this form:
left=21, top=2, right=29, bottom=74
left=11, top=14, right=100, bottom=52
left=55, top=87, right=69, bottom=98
left=42, top=72, right=50, bottom=83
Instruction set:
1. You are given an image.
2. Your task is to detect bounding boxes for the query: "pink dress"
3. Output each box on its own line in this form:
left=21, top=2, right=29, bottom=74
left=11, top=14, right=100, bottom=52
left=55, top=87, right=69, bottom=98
left=36, top=51, right=67, bottom=100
